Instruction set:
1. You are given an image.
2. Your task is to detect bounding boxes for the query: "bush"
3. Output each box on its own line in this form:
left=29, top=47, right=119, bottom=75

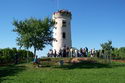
left=0, top=48, right=34, bottom=65
left=112, top=47, right=125, bottom=60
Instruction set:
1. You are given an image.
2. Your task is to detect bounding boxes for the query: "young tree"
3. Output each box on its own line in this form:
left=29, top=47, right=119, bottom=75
left=13, top=17, right=54, bottom=56
left=100, top=40, right=113, bottom=63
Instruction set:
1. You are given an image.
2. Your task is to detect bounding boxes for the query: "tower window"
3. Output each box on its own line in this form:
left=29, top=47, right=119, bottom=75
left=62, top=20, right=66, bottom=27
left=55, top=27, right=57, bottom=29
left=62, top=32, right=66, bottom=39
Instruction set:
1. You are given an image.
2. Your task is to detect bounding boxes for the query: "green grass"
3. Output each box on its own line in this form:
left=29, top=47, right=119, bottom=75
left=1, top=58, right=125, bottom=83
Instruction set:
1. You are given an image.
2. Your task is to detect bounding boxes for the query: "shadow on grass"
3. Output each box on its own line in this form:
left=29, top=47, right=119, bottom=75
left=0, top=64, right=26, bottom=82
left=54, top=60, right=125, bottom=70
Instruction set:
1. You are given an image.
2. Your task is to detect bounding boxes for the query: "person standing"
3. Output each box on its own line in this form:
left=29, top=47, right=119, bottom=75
left=74, top=49, right=78, bottom=57
left=90, top=49, right=93, bottom=57
left=70, top=47, right=73, bottom=57
left=58, top=49, right=62, bottom=57
left=80, top=48, right=83, bottom=57
left=82, top=48, right=86, bottom=57
left=33, top=55, right=38, bottom=64
left=53, top=49, right=57, bottom=57
left=85, top=47, right=88, bottom=57
left=66, top=47, right=70, bottom=57
left=93, top=48, right=95, bottom=57
left=63, top=47, right=67, bottom=57
left=48, top=49, right=52, bottom=57
left=90, top=48, right=95, bottom=57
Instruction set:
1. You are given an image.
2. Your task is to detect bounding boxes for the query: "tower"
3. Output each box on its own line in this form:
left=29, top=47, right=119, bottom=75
left=52, top=10, right=72, bottom=53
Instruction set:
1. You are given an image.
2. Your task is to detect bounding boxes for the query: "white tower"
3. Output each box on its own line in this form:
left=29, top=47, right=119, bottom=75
left=52, top=10, right=72, bottom=53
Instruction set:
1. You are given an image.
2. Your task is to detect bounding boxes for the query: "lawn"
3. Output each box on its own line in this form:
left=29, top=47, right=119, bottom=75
left=0, top=58, right=125, bottom=83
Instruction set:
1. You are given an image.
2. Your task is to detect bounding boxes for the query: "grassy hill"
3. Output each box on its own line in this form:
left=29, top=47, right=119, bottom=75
left=0, top=58, right=125, bottom=83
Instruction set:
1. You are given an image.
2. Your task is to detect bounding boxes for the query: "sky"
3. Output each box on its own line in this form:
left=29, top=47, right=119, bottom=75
left=0, top=0, right=125, bottom=57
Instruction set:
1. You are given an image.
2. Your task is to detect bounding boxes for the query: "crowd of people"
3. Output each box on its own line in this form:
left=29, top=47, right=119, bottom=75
left=33, top=47, right=106, bottom=67
left=47, top=46, right=99, bottom=58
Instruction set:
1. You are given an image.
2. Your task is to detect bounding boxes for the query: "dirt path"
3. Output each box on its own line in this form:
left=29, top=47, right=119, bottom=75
left=112, top=60, right=125, bottom=63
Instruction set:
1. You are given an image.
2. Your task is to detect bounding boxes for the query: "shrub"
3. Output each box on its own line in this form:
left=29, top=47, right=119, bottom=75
left=0, top=48, right=34, bottom=65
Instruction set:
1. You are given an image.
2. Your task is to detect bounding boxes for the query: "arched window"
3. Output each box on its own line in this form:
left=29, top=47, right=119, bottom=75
left=62, top=20, right=66, bottom=27
left=62, top=32, right=66, bottom=39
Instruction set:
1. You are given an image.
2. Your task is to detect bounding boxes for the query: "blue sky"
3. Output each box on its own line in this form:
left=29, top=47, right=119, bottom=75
left=0, top=0, right=125, bottom=57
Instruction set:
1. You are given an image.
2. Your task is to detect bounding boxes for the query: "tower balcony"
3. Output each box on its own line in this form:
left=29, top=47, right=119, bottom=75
left=53, top=10, right=72, bottom=19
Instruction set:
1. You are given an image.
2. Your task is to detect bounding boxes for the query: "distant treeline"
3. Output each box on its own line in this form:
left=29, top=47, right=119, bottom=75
left=111, top=47, right=125, bottom=59
left=95, top=47, right=125, bottom=60
left=0, top=48, right=34, bottom=64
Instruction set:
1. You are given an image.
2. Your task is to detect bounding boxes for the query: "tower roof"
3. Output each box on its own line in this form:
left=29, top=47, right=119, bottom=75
left=53, top=10, right=72, bottom=18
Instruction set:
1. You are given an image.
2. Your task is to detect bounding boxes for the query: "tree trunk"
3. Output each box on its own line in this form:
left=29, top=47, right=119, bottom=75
left=27, top=49, right=29, bottom=63
left=34, top=47, right=36, bottom=57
